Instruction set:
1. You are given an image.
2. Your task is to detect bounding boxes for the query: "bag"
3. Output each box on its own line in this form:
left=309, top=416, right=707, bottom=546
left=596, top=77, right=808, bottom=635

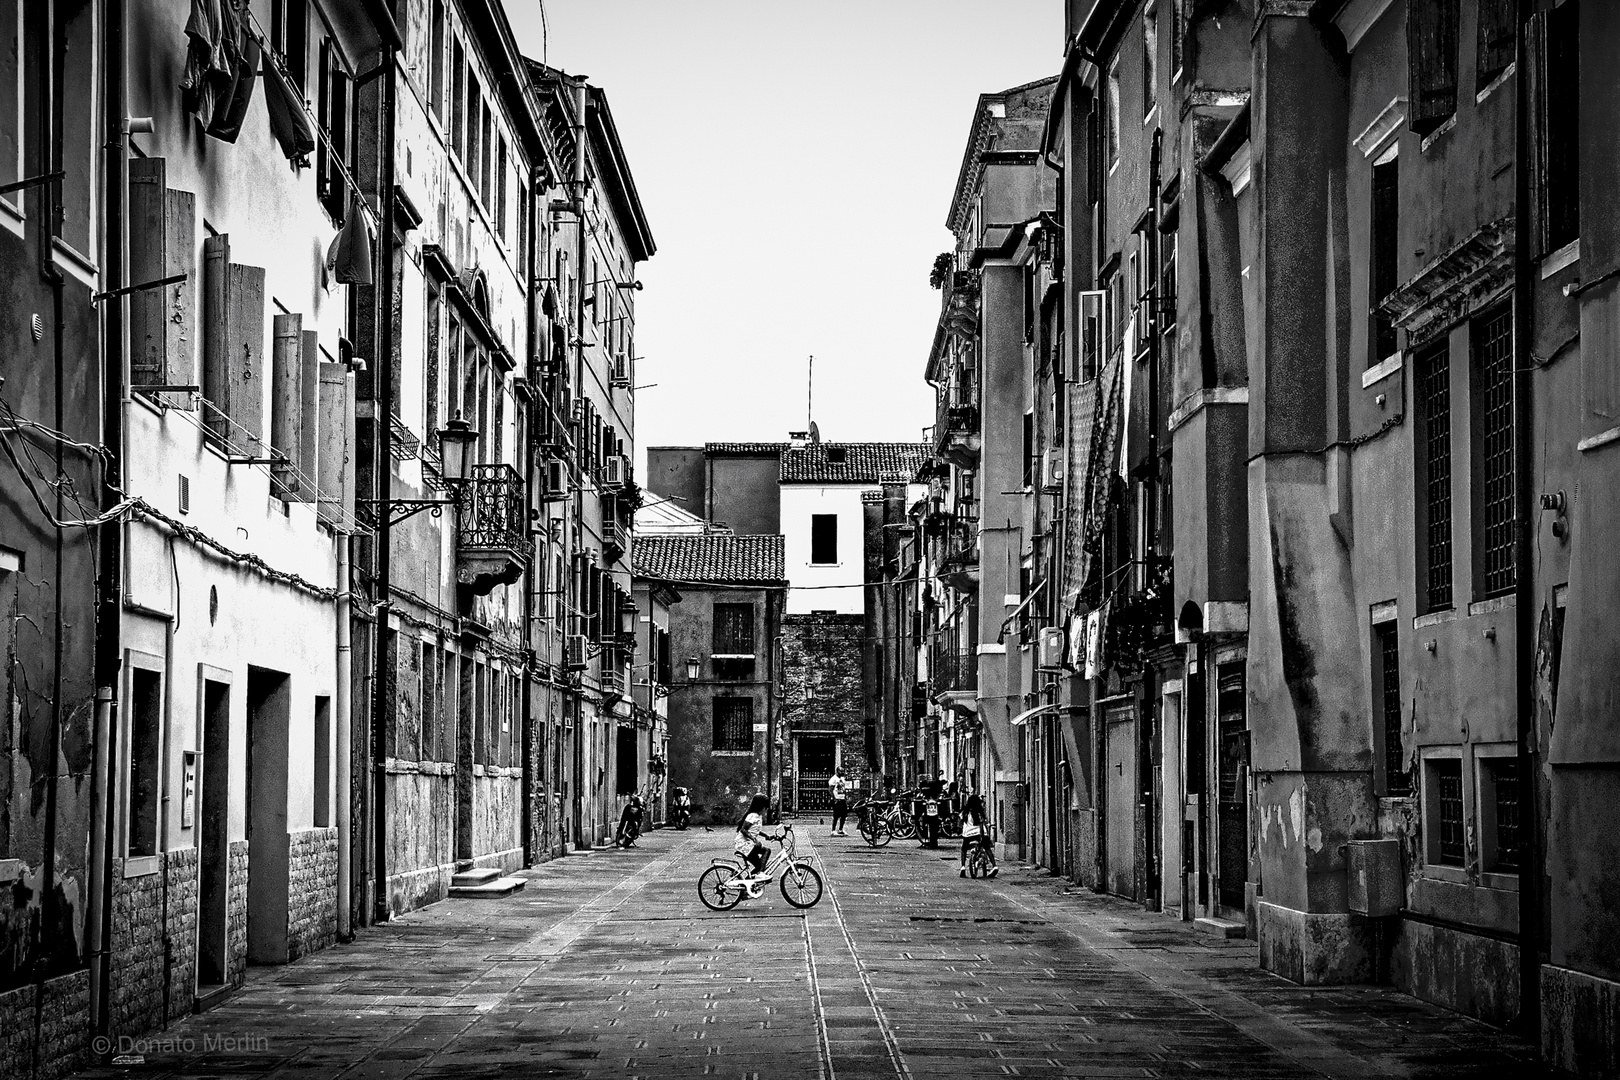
left=962, top=821, right=982, bottom=838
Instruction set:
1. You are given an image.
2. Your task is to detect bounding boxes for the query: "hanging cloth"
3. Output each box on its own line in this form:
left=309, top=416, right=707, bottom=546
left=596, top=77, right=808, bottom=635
left=207, top=34, right=260, bottom=143
left=179, top=0, right=227, bottom=128
left=327, top=192, right=374, bottom=286
left=262, top=52, right=315, bottom=166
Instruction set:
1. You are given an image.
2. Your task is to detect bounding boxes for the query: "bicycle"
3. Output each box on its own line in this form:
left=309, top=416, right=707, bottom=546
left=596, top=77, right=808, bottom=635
left=855, top=798, right=892, bottom=847
left=965, top=825, right=998, bottom=878
left=697, top=823, right=824, bottom=910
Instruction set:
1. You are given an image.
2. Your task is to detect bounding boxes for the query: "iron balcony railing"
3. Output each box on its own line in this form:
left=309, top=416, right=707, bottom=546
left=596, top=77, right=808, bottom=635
left=930, top=647, right=978, bottom=693
left=457, top=463, right=531, bottom=556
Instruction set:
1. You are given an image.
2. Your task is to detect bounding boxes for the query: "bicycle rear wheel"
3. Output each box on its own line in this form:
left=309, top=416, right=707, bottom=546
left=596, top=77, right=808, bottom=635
left=698, top=864, right=743, bottom=911
left=891, top=812, right=916, bottom=840
left=866, top=817, right=892, bottom=847
left=967, top=849, right=986, bottom=878
left=780, top=863, right=824, bottom=908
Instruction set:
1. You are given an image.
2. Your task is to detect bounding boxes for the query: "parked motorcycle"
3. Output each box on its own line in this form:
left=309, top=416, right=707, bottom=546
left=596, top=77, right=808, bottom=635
left=672, top=788, right=692, bottom=830
left=615, top=793, right=645, bottom=848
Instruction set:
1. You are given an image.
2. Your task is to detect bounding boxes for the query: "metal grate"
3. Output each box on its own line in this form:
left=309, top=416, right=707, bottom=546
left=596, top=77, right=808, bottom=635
left=1489, top=758, right=1520, bottom=871
left=1475, top=306, right=1515, bottom=596
left=1378, top=622, right=1409, bottom=795
left=712, top=696, right=753, bottom=752
left=1434, top=759, right=1464, bottom=866
left=1418, top=343, right=1453, bottom=610
left=712, top=603, right=756, bottom=655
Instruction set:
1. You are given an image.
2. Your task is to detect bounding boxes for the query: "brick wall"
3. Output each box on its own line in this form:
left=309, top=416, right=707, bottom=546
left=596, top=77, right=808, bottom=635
left=0, top=970, right=90, bottom=1080
left=227, top=842, right=248, bottom=987
left=287, top=828, right=338, bottom=961
left=782, top=613, right=870, bottom=807
left=163, top=849, right=198, bottom=1024
left=109, top=848, right=201, bottom=1037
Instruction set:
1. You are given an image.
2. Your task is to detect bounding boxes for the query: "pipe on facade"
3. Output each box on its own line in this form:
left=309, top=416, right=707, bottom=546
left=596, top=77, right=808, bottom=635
left=1511, top=0, right=1542, bottom=1040
left=571, top=76, right=588, bottom=848
left=335, top=533, right=353, bottom=938
left=520, top=165, right=541, bottom=867
left=88, top=0, right=128, bottom=1037
left=369, top=32, right=400, bottom=928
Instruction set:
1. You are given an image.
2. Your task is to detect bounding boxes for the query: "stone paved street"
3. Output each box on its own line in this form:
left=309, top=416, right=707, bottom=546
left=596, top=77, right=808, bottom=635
left=76, top=825, right=1545, bottom=1080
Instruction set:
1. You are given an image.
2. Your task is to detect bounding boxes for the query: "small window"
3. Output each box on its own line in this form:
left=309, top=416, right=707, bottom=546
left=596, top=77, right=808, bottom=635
left=1478, top=756, right=1520, bottom=873
left=1424, top=756, right=1465, bottom=867
left=1106, top=60, right=1121, bottom=167
left=616, top=725, right=637, bottom=794
left=313, top=696, right=331, bottom=828
left=1373, top=621, right=1409, bottom=795
left=1539, top=0, right=1580, bottom=253
left=1142, top=8, right=1158, bottom=118
left=1369, top=150, right=1400, bottom=366
left=826, top=446, right=846, bottom=464
left=810, top=514, right=838, bottom=565
left=429, top=0, right=446, bottom=121
left=450, top=38, right=465, bottom=158
left=270, top=0, right=308, bottom=92
left=713, top=697, right=753, bottom=752
left=1415, top=340, right=1453, bottom=612
left=1476, top=0, right=1514, bottom=90
left=1472, top=305, right=1515, bottom=598
left=712, top=602, right=755, bottom=656
left=128, top=667, right=164, bottom=858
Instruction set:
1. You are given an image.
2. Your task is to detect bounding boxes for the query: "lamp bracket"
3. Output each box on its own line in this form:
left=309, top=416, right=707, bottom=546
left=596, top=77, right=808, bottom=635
left=357, top=497, right=457, bottom=529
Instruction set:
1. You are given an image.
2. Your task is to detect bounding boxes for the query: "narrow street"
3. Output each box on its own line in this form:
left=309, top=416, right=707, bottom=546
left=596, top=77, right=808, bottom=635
left=76, top=825, right=1541, bottom=1080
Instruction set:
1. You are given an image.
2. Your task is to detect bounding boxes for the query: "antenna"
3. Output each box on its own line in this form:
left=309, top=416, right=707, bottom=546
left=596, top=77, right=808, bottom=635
left=807, top=354, right=814, bottom=429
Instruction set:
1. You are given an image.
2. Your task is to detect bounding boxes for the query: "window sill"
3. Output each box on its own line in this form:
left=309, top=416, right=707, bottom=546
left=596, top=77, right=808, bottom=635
left=1468, top=595, right=1514, bottom=617
left=710, top=749, right=752, bottom=758
left=51, top=237, right=99, bottom=290
left=1421, top=863, right=1468, bottom=884
left=1480, top=870, right=1519, bottom=892
left=123, top=855, right=161, bottom=879
left=1540, top=238, right=1580, bottom=280
left=1578, top=423, right=1620, bottom=454
left=0, top=197, right=21, bottom=240
left=1413, top=608, right=1456, bottom=629
left=1476, top=62, right=1515, bottom=105
left=1419, top=114, right=1456, bottom=155
left=1361, top=351, right=1403, bottom=388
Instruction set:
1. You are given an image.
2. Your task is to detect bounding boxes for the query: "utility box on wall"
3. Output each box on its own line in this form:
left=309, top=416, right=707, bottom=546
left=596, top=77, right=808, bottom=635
left=1347, top=839, right=1403, bottom=917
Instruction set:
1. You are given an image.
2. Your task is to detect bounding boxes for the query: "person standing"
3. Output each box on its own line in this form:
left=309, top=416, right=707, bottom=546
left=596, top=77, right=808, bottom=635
left=828, top=767, right=849, bottom=836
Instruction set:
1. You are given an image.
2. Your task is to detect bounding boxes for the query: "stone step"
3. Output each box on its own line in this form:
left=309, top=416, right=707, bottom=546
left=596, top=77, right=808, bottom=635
left=450, top=867, right=502, bottom=888
left=1193, top=916, right=1247, bottom=939
left=194, top=983, right=233, bottom=1014
left=448, top=875, right=527, bottom=899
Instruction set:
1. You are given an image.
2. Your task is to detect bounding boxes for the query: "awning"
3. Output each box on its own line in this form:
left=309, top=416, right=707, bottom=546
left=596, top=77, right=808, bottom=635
left=1011, top=703, right=1072, bottom=726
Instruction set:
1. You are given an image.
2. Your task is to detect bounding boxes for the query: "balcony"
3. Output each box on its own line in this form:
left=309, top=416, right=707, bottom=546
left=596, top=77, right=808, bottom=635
left=602, top=516, right=627, bottom=561
left=600, top=663, right=627, bottom=702
left=456, top=463, right=531, bottom=596
left=939, top=520, right=979, bottom=593
left=930, top=647, right=978, bottom=716
left=935, top=395, right=980, bottom=468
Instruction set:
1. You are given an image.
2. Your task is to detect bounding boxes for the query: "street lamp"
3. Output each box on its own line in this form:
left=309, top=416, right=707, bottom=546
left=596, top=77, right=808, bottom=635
left=359, top=415, right=481, bottom=527
left=685, top=657, right=700, bottom=682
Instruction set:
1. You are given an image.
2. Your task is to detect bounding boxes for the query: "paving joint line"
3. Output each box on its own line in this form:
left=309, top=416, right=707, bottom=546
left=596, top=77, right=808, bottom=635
left=801, top=902, right=836, bottom=1080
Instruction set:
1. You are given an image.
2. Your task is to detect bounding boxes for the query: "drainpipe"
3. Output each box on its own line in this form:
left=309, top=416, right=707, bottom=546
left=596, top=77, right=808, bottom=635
left=1511, top=0, right=1541, bottom=1042
left=521, top=165, right=541, bottom=867
left=570, top=77, right=588, bottom=848
left=369, top=33, right=400, bottom=927
left=335, top=533, right=352, bottom=938
left=88, top=0, right=127, bottom=1043
left=1143, top=127, right=1164, bottom=907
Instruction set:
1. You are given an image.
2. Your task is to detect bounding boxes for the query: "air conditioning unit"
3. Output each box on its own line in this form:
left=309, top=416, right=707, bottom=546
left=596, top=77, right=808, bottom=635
left=1041, top=448, right=1065, bottom=492
left=610, top=354, right=631, bottom=388
left=564, top=634, right=589, bottom=671
left=1038, top=626, right=1065, bottom=670
left=603, top=454, right=627, bottom=490
left=542, top=458, right=569, bottom=500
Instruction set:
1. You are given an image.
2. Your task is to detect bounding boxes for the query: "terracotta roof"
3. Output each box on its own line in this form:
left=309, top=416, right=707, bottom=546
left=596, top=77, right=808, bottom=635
left=633, top=534, right=786, bottom=585
left=779, top=443, right=930, bottom=485
left=703, top=442, right=786, bottom=456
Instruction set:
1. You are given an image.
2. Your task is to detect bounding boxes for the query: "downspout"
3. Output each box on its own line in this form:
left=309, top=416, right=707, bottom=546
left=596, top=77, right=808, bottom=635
left=521, top=165, right=540, bottom=867
left=1512, top=0, right=1541, bottom=1040
left=335, top=534, right=352, bottom=939
left=89, top=0, right=127, bottom=1043
left=1143, top=126, right=1164, bottom=907
left=570, top=77, right=587, bottom=848
left=369, top=33, right=400, bottom=927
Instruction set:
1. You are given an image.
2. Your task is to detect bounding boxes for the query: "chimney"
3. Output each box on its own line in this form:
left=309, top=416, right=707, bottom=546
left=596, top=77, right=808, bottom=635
left=789, top=431, right=809, bottom=450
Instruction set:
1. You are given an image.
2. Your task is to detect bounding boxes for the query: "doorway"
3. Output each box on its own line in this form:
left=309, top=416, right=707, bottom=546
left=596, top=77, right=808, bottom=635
left=796, top=736, right=836, bottom=811
left=1216, top=662, right=1249, bottom=914
left=246, top=667, right=291, bottom=964
left=1105, top=704, right=1136, bottom=898
left=196, top=676, right=230, bottom=987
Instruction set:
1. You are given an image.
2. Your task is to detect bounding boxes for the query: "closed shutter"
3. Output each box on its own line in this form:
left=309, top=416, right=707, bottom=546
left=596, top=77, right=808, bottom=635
left=128, top=157, right=196, bottom=391
left=1406, top=0, right=1459, bottom=136
left=1475, top=0, right=1515, bottom=90
left=271, top=313, right=304, bottom=497
left=202, top=235, right=267, bottom=454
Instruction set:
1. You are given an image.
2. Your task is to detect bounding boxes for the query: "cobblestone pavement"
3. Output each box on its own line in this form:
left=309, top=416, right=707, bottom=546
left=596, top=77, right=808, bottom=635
left=75, top=824, right=1545, bottom=1080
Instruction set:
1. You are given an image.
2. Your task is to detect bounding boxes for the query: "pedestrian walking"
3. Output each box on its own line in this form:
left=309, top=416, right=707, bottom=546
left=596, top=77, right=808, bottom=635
left=829, top=767, right=850, bottom=835
left=958, top=792, right=998, bottom=877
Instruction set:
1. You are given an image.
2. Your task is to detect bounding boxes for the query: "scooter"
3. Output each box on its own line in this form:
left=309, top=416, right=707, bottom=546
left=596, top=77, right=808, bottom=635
left=672, top=788, right=692, bottom=830
left=615, top=794, right=645, bottom=848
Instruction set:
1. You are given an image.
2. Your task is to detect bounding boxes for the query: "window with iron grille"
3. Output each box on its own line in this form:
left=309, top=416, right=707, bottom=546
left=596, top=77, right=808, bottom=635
left=1416, top=341, right=1454, bottom=611
left=1428, top=757, right=1465, bottom=866
left=712, top=603, right=755, bottom=655
left=1375, top=621, right=1409, bottom=795
left=1481, top=757, right=1520, bottom=872
left=712, top=697, right=753, bottom=752
left=1473, top=305, right=1515, bottom=598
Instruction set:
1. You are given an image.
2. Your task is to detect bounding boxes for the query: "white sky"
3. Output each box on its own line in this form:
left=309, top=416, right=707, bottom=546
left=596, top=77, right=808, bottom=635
left=501, top=1, right=1064, bottom=456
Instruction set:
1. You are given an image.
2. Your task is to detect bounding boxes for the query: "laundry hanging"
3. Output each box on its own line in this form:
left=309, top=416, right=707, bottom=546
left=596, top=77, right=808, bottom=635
left=207, top=34, right=260, bottom=143
left=327, top=192, right=374, bottom=286
left=262, top=50, right=316, bottom=166
left=179, top=0, right=227, bottom=128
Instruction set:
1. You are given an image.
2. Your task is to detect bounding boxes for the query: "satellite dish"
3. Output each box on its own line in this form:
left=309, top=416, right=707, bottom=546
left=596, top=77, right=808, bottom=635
left=809, top=421, right=821, bottom=444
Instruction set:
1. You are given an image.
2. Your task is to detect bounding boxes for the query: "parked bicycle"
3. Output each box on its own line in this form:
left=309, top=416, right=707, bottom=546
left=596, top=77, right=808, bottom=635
left=855, top=796, right=916, bottom=847
left=697, top=823, right=824, bottom=910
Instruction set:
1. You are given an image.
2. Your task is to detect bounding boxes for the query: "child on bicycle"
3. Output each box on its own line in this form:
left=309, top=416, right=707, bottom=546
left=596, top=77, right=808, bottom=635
left=735, top=793, right=784, bottom=886
left=959, top=792, right=999, bottom=877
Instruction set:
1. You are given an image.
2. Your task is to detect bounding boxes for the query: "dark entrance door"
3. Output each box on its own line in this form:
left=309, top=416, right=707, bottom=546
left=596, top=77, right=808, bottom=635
left=246, top=667, right=291, bottom=964
left=797, top=737, right=835, bottom=811
left=1216, top=662, right=1249, bottom=913
left=197, top=678, right=231, bottom=987
left=1105, top=704, right=1136, bottom=898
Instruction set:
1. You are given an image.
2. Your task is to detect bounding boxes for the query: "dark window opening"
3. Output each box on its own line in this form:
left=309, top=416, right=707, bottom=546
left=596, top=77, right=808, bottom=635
left=270, top=0, right=307, bottom=91
left=1142, top=9, right=1158, bottom=118
left=713, top=697, right=753, bottom=752
left=128, top=668, right=163, bottom=858
left=810, top=514, right=838, bottom=565
left=1376, top=621, right=1409, bottom=795
left=712, top=602, right=755, bottom=656
left=313, top=696, right=331, bottom=827
left=1417, top=341, right=1453, bottom=612
left=616, top=725, right=637, bottom=795
left=1476, top=0, right=1515, bottom=90
left=429, top=0, right=445, bottom=121
left=316, top=39, right=351, bottom=223
left=1483, top=757, right=1520, bottom=871
left=1407, top=0, right=1460, bottom=137
left=1370, top=153, right=1400, bottom=365
left=1540, top=0, right=1580, bottom=253
left=1473, top=305, right=1515, bottom=598
left=826, top=446, right=846, bottom=464
left=1431, top=757, right=1465, bottom=866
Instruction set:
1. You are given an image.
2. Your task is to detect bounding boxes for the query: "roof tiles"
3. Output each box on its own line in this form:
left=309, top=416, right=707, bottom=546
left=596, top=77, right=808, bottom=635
left=778, top=443, right=930, bottom=485
left=632, top=534, right=786, bottom=585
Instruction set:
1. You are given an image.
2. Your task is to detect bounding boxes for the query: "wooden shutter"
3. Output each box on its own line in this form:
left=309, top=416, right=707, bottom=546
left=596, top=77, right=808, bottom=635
left=317, top=362, right=356, bottom=526
left=1406, top=0, right=1460, bottom=136
left=1475, top=0, right=1515, bottom=90
left=128, top=158, right=196, bottom=391
left=271, top=313, right=304, bottom=496
left=202, top=236, right=266, bottom=453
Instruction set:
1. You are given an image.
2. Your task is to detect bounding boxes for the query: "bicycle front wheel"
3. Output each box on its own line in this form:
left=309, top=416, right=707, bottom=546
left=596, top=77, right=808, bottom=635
left=698, top=864, right=743, bottom=911
left=866, top=817, right=892, bottom=847
left=780, top=863, right=824, bottom=908
left=891, top=813, right=916, bottom=840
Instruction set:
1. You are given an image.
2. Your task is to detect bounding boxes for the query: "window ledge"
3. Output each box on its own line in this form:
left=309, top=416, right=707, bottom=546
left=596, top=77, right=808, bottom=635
left=1420, top=114, right=1457, bottom=155
left=1480, top=871, right=1519, bottom=892
left=1421, top=863, right=1468, bottom=884
left=1468, top=595, right=1514, bottom=617
left=1540, top=238, right=1580, bottom=280
left=710, top=749, right=752, bottom=758
left=1476, top=62, right=1515, bottom=105
left=51, top=237, right=99, bottom=290
left=1361, top=352, right=1403, bottom=388
left=0, top=197, right=22, bottom=240
left=1578, top=424, right=1620, bottom=454
left=711, top=653, right=756, bottom=660
left=1413, top=608, right=1456, bottom=629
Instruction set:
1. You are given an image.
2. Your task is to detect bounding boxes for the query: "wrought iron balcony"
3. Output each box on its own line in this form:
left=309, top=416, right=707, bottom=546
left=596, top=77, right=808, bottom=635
left=935, top=394, right=981, bottom=468
left=930, top=648, right=979, bottom=694
left=602, top=517, right=627, bottom=560
left=600, top=663, right=627, bottom=701
left=455, top=463, right=531, bottom=596
left=939, top=520, right=979, bottom=592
